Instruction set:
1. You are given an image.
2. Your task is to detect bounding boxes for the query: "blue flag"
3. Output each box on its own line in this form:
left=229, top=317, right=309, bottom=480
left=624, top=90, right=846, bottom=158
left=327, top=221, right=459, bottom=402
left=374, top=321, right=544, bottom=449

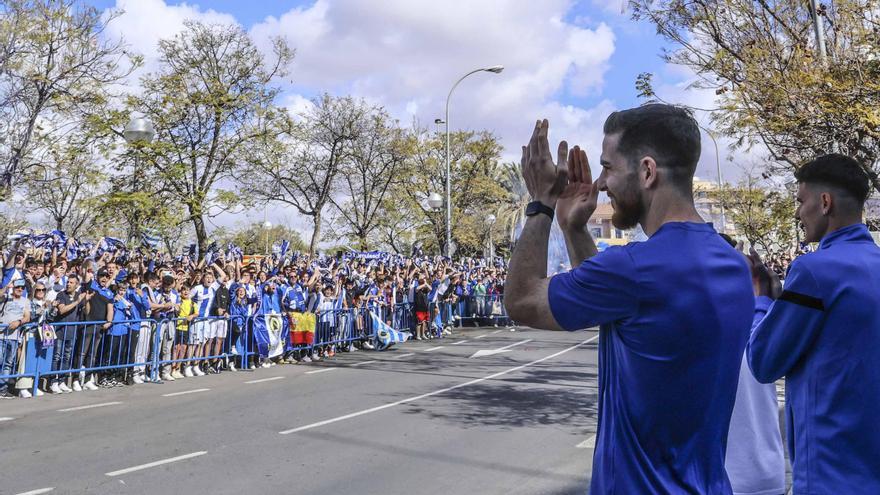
left=432, top=311, right=443, bottom=335
left=142, top=228, right=161, bottom=249
left=253, top=313, right=287, bottom=358
left=371, top=310, right=410, bottom=349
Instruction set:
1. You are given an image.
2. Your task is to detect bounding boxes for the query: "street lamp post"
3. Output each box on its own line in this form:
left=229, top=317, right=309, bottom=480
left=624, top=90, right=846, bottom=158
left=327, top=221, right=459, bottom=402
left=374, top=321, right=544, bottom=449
left=705, top=130, right=726, bottom=233
left=486, top=214, right=496, bottom=260
left=123, top=116, right=155, bottom=243
left=263, top=220, right=272, bottom=255
left=427, top=193, right=444, bottom=254
left=444, top=65, right=504, bottom=257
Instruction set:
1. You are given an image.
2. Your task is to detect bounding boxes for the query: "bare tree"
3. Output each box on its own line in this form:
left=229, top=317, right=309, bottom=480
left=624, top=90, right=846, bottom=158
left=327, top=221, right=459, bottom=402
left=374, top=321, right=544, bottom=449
left=27, top=140, right=103, bottom=238
left=0, top=0, right=137, bottom=198
left=330, top=108, right=407, bottom=250
left=244, top=94, right=367, bottom=255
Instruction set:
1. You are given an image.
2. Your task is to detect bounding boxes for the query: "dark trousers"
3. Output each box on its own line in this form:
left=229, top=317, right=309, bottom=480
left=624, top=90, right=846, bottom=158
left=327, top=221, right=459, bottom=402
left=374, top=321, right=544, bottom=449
left=74, top=326, right=103, bottom=374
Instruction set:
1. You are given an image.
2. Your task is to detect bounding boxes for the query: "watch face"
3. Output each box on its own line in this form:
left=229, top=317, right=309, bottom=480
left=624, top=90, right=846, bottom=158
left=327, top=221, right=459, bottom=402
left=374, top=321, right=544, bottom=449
left=526, top=202, right=539, bottom=216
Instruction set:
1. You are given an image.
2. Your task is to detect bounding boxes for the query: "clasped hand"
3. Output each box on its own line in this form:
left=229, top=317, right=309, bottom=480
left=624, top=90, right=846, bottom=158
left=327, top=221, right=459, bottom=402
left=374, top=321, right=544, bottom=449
left=521, top=119, right=599, bottom=231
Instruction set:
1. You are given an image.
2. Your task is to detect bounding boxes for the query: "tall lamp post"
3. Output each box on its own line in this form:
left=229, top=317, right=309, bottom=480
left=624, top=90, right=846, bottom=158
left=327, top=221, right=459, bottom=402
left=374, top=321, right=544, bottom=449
left=427, top=192, right=444, bottom=254
left=443, top=65, right=504, bottom=257
left=123, top=116, right=155, bottom=242
left=263, top=220, right=272, bottom=255
left=486, top=214, right=496, bottom=261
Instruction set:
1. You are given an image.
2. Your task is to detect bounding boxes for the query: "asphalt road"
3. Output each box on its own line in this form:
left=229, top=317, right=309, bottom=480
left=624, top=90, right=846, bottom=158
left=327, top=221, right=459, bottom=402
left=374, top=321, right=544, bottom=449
left=0, top=326, right=600, bottom=495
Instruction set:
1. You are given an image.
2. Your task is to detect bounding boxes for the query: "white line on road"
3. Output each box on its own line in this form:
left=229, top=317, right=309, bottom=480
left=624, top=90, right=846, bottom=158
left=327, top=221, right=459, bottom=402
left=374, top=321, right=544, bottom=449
left=576, top=435, right=596, bottom=449
left=245, top=376, right=285, bottom=384
left=162, top=388, right=210, bottom=397
left=350, top=360, right=377, bottom=367
left=469, top=339, right=534, bottom=359
left=57, top=402, right=122, bottom=412
left=450, top=340, right=469, bottom=345
left=496, top=339, right=532, bottom=351
left=392, top=353, right=414, bottom=359
left=280, top=334, right=599, bottom=435
left=0, top=417, right=15, bottom=422
left=490, top=329, right=502, bottom=334
left=422, top=346, right=444, bottom=352
left=474, top=334, right=488, bottom=339
left=14, top=487, right=54, bottom=495
left=105, top=451, right=207, bottom=477
left=306, top=367, right=338, bottom=374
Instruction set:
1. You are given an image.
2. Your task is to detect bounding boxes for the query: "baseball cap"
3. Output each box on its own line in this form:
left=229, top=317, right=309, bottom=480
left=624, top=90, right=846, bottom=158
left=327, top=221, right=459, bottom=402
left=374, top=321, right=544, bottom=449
left=96, top=268, right=110, bottom=278
left=12, top=279, right=25, bottom=288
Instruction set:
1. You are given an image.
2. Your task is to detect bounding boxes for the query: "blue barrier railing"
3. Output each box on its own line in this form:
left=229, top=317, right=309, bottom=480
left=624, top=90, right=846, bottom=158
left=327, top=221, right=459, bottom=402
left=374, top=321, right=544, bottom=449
left=0, top=295, right=509, bottom=398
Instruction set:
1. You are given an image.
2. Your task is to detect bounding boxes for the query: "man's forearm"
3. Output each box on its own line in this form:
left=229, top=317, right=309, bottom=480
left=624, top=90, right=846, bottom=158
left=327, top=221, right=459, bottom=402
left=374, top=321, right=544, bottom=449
left=507, top=214, right=552, bottom=303
left=562, top=227, right=598, bottom=269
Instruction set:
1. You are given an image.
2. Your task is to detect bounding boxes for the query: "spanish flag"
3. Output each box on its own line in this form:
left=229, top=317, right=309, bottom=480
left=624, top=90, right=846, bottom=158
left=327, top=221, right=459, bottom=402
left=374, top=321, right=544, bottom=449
left=289, top=311, right=315, bottom=348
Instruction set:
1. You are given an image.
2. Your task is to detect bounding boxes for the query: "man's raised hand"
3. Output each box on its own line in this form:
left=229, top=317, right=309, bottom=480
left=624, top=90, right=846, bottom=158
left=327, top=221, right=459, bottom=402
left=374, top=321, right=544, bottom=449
left=747, top=246, right=782, bottom=299
left=520, top=119, right=567, bottom=207
left=556, top=145, right=599, bottom=232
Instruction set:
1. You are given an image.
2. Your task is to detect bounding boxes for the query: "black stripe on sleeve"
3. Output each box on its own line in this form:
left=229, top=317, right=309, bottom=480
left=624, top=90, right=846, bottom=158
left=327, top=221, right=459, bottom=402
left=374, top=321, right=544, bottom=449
left=778, top=290, right=825, bottom=311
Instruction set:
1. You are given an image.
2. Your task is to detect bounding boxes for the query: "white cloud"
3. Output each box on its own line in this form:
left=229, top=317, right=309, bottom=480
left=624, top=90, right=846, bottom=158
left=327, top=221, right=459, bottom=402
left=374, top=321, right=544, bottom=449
left=103, top=0, right=239, bottom=77
left=249, top=0, right=617, bottom=166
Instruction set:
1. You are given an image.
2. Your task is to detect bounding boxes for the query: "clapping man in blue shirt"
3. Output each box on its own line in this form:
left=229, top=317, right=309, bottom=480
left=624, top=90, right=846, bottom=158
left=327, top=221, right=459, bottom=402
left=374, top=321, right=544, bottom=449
left=505, top=104, right=754, bottom=493
left=748, top=154, right=880, bottom=494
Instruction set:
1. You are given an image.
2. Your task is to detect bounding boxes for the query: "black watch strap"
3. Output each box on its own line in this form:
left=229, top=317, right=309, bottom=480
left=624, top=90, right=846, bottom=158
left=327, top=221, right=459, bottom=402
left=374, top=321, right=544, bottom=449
left=525, top=201, right=555, bottom=220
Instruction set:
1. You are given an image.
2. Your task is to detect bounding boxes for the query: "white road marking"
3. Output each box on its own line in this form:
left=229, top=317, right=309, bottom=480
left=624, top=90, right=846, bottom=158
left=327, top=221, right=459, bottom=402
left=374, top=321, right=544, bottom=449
left=57, top=402, right=122, bottom=412
left=450, top=340, right=469, bottom=345
left=422, top=346, right=444, bottom=352
left=161, top=388, right=210, bottom=397
left=469, top=339, right=533, bottom=359
left=245, top=376, right=285, bottom=384
left=105, top=451, right=207, bottom=477
left=280, top=334, right=599, bottom=435
left=0, top=417, right=15, bottom=422
left=576, top=435, right=596, bottom=449
left=15, top=488, right=54, bottom=495
left=392, top=353, right=414, bottom=359
left=306, top=367, right=338, bottom=374
left=490, top=329, right=502, bottom=334
left=350, top=360, right=377, bottom=367
left=474, top=334, right=488, bottom=339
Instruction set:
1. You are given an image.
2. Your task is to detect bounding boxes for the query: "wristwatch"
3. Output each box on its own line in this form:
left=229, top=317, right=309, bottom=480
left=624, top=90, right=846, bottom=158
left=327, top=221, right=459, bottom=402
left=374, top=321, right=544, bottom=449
left=525, top=201, right=555, bottom=220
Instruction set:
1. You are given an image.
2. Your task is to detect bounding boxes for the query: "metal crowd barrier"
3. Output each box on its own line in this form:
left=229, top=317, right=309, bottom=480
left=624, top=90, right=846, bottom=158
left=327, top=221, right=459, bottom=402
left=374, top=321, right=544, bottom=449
left=0, top=298, right=510, bottom=398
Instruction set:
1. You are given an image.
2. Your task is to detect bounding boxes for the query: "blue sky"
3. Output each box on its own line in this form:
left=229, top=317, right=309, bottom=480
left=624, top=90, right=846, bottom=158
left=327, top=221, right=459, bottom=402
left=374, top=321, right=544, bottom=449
left=87, top=0, right=673, bottom=112
left=80, top=0, right=738, bottom=233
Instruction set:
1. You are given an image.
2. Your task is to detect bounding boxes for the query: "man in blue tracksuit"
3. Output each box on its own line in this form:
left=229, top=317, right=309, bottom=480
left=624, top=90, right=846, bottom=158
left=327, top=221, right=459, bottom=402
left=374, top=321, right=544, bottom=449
left=748, top=154, right=880, bottom=494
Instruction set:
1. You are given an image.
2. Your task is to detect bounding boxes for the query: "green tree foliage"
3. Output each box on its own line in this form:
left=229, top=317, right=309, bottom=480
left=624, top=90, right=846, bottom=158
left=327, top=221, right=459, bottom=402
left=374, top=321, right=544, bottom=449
left=384, top=127, right=507, bottom=256
left=126, top=20, right=292, bottom=254
left=631, top=0, right=880, bottom=192
left=0, top=0, right=138, bottom=198
left=211, top=222, right=306, bottom=256
left=712, top=173, right=798, bottom=267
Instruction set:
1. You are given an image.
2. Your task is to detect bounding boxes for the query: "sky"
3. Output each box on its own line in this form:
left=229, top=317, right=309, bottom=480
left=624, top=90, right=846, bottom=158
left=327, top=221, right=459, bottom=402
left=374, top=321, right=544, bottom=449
left=81, top=0, right=752, bottom=236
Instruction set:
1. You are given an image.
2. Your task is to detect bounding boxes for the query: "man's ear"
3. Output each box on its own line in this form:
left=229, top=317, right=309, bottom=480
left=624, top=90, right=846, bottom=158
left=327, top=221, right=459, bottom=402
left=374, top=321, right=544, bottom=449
left=640, top=156, right=659, bottom=189
left=820, top=191, right=833, bottom=216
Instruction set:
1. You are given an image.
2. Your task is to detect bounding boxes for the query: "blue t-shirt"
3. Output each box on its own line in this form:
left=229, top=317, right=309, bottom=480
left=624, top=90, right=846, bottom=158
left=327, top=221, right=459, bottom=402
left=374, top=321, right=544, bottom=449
left=110, top=299, right=132, bottom=336
left=548, top=222, right=753, bottom=494
left=748, top=223, right=880, bottom=494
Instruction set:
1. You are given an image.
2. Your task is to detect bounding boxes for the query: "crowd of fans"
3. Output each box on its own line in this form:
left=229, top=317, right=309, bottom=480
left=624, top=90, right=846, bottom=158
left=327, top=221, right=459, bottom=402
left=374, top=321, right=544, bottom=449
left=0, top=235, right=508, bottom=399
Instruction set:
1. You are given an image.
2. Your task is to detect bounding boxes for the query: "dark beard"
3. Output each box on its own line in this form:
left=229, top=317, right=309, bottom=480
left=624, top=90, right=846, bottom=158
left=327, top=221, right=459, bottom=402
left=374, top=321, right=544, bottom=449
left=610, top=190, right=643, bottom=230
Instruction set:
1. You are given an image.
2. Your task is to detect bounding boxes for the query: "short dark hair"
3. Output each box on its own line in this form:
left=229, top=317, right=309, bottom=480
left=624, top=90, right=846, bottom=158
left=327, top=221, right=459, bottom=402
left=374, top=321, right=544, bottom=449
left=603, top=103, right=701, bottom=189
left=795, top=154, right=871, bottom=206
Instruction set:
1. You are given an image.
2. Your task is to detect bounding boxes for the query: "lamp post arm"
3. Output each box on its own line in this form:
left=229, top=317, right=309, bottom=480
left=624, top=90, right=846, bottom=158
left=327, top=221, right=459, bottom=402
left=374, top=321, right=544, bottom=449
left=444, top=68, right=486, bottom=257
